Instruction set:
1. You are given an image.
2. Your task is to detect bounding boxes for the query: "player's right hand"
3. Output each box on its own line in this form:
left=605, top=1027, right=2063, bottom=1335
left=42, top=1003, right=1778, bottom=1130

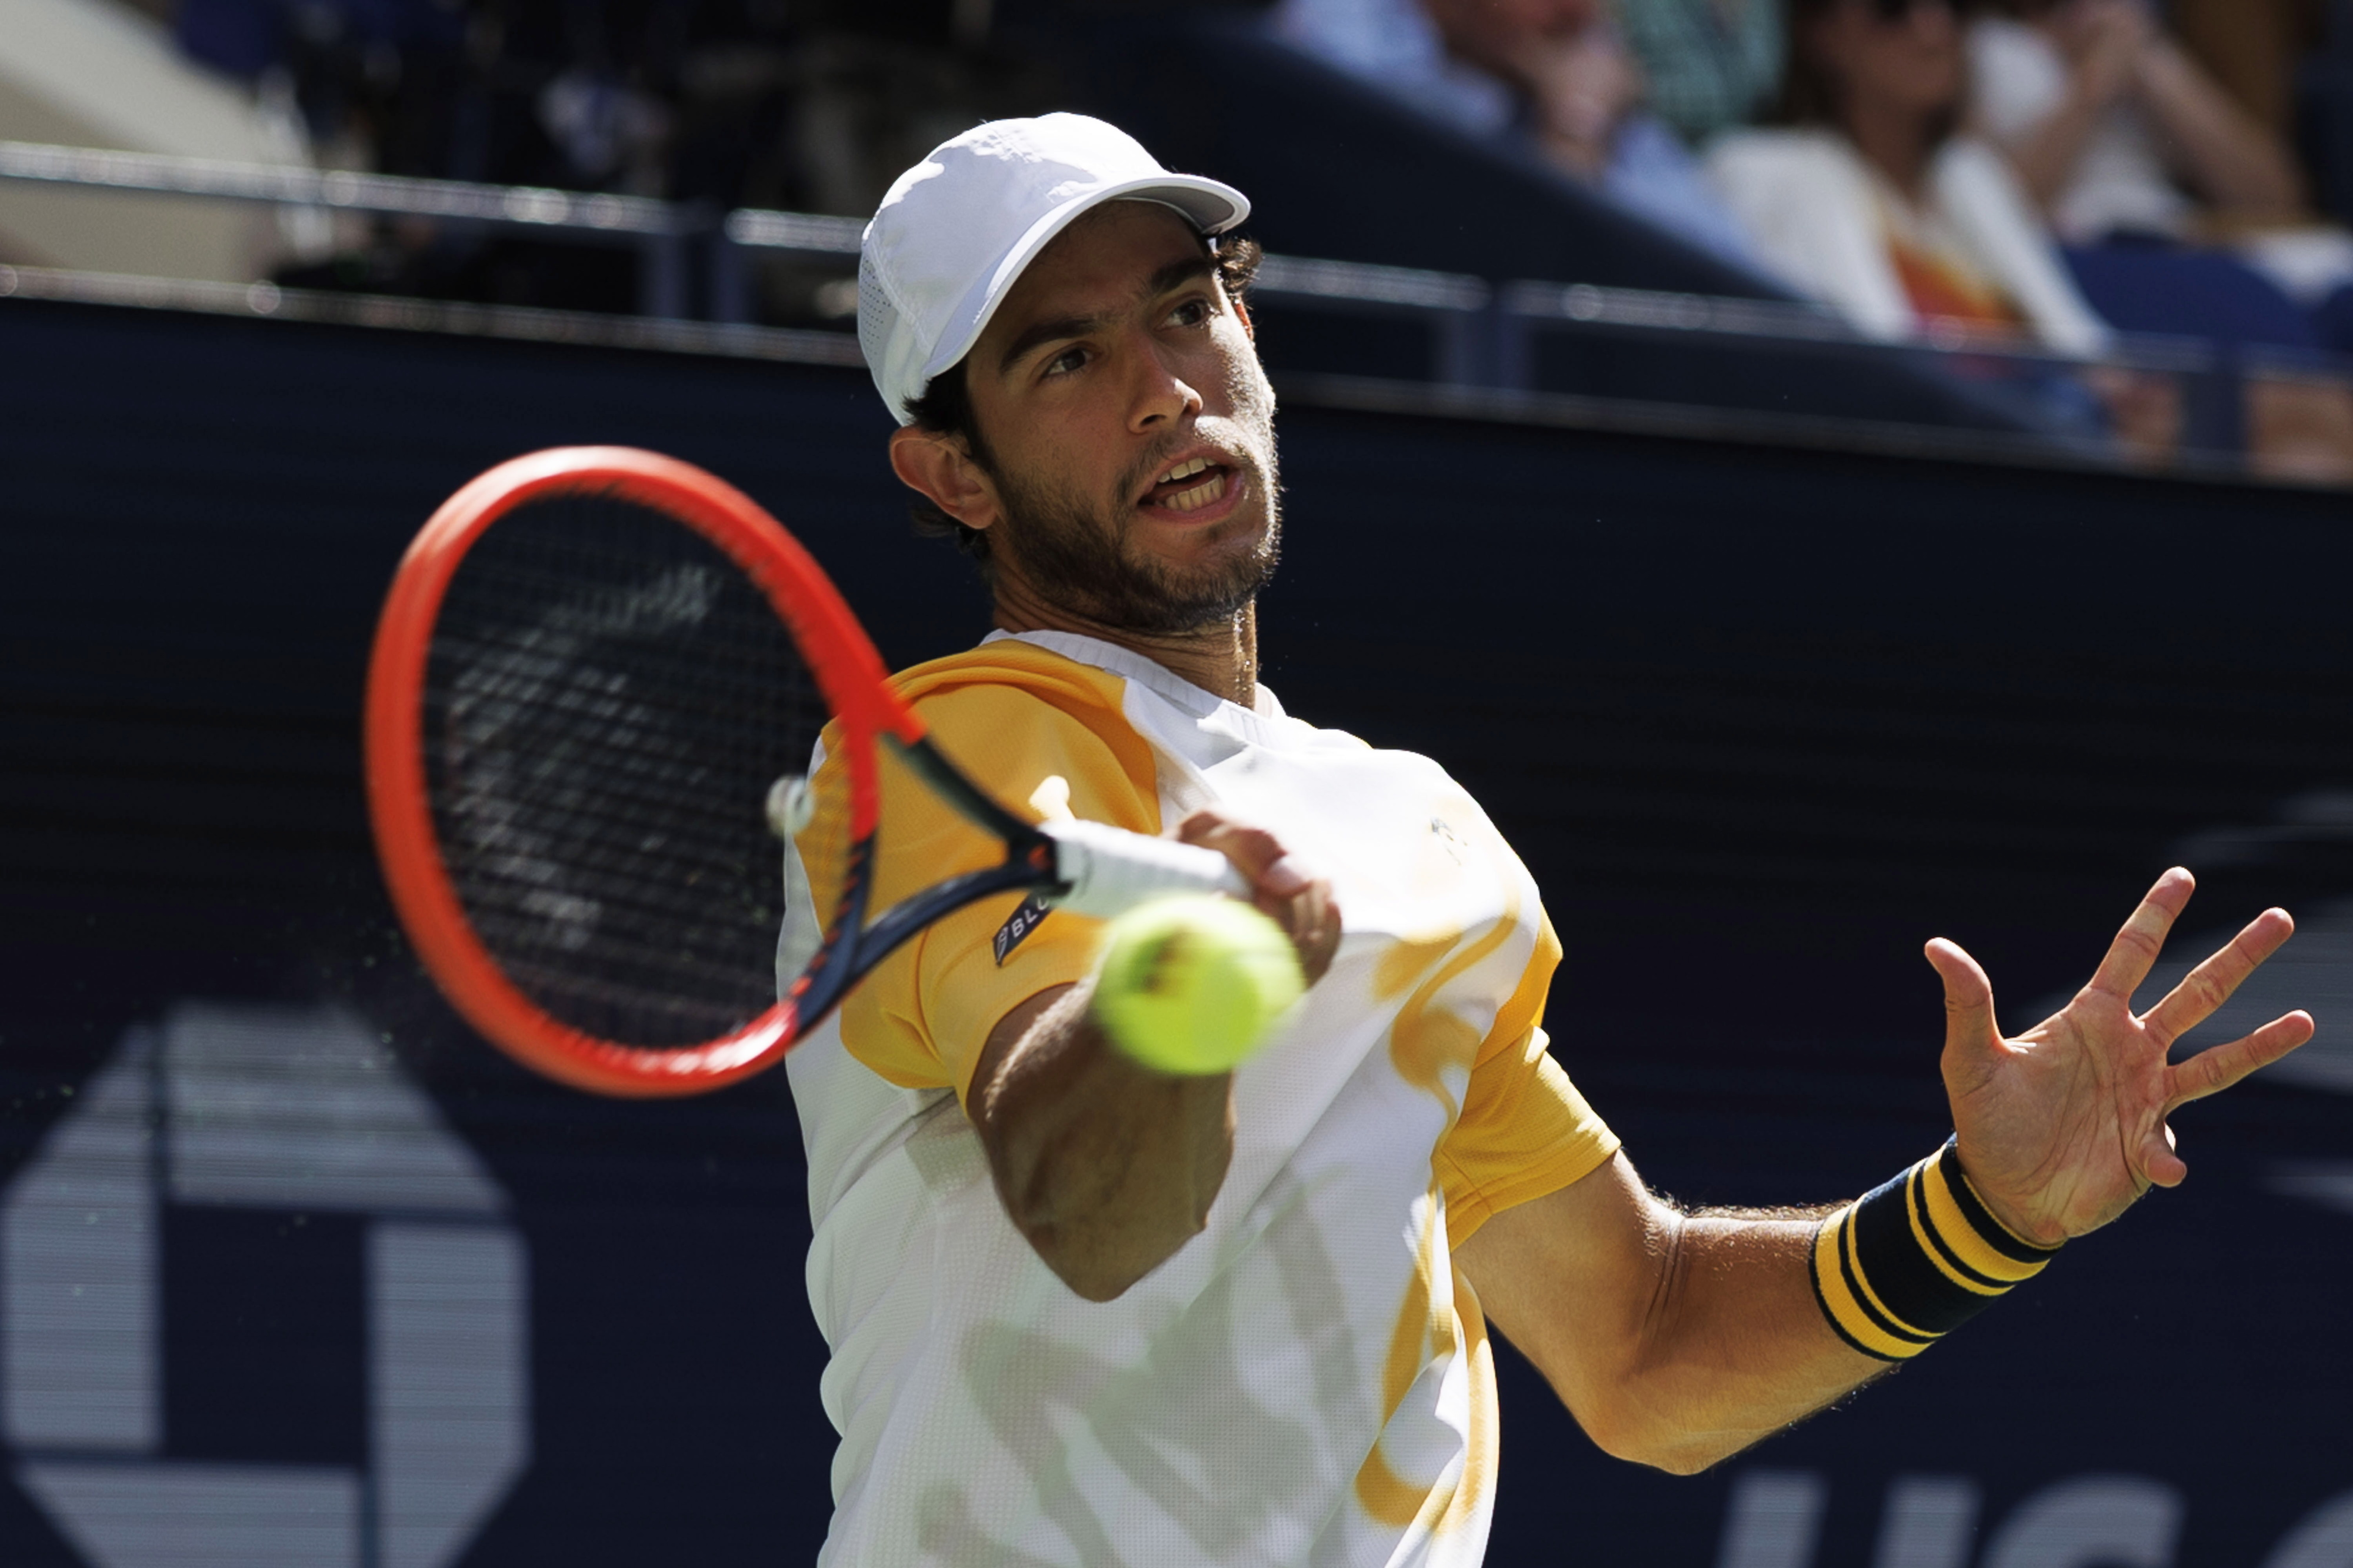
left=1172, top=807, right=1342, bottom=984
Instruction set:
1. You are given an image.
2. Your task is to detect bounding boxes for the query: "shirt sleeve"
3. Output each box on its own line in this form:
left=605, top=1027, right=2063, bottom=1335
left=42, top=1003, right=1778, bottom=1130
left=796, top=677, right=1161, bottom=1104
left=1435, top=912, right=1620, bottom=1245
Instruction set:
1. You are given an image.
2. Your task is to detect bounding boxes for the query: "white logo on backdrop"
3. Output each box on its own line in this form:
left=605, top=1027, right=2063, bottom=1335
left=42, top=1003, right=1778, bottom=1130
left=1714, top=1470, right=2353, bottom=1568
left=1, top=1003, right=529, bottom=1568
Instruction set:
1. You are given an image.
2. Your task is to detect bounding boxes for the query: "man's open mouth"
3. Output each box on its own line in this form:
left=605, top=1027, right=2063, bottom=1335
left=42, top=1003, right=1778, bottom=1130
left=1141, top=455, right=1235, bottom=514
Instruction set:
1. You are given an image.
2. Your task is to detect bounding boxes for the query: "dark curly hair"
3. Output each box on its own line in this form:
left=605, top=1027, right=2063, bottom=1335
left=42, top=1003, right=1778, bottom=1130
left=899, top=232, right=1264, bottom=573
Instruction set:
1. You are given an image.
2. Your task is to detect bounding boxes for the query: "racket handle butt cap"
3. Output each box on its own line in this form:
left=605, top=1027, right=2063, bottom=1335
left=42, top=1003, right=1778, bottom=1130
left=1042, top=819, right=1252, bottom=918
left=766, top=774, right=814, bottom=839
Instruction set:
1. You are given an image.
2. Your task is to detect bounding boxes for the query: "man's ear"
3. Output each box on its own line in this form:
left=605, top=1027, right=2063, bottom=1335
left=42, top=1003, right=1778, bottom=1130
left=889, top=424, right=1002, bottom=531
left=1234, top=293, right=1256, bottom=342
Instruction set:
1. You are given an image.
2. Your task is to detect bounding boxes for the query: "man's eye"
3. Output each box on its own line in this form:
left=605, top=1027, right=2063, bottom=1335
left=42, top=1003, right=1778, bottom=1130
left=1044, top=346, right=1088, bottom=378
left=1167, top=299, right=1211, bottom=328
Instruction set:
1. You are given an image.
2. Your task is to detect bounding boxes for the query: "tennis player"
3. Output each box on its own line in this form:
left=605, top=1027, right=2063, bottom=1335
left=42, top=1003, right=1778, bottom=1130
left=778, top=114, right=2313, bottom=1566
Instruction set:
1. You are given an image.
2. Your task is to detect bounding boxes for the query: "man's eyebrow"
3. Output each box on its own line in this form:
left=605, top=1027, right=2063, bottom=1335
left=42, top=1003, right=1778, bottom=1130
left=1145, top=253, right=1215, bottom=299
left=993, top=252, right=1219, bottom=378
left=998, top=311, right=1109, bottom=376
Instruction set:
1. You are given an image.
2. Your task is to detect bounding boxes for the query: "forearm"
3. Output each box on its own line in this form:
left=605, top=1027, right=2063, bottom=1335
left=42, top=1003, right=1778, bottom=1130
left=1997, top=90, right=2110, bottom=211
left=963, top=808, right=1339, bottom=1302
left=1610, top=1209, right=1881, bottom=1472
left=1537, top=126, right=1611, bottom=182
left=1464, top=1157, right=1880, bottom=1475
left=1475, top=880, right=2305, bottom=1476
left=2136, top=42, right=2303, bottom=216
left=1597, top=1139, right=2065, bottom=1470
left=971, top=982, right=1235, bottom=1301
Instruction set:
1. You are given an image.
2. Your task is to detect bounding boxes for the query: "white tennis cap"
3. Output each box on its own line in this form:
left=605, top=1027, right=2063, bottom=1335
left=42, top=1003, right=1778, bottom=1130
left=857, top=114, right=1251, bottom=424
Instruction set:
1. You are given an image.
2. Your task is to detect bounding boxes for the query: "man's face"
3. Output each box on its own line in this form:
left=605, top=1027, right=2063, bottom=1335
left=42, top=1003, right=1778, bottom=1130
left=1422, top=0, right=1601, bottom=72
left=958, top=200, right=1281, bottom=636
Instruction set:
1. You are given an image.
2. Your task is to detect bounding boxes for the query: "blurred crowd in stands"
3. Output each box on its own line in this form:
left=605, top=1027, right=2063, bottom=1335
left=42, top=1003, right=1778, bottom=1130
left=155, top=0, right=1054, bottom=311
left=1284, top=0, right=2353, bottom=348
left=121, top=0, right=2353, bottom=471
left=1281, top=0, right=2353, bottom=469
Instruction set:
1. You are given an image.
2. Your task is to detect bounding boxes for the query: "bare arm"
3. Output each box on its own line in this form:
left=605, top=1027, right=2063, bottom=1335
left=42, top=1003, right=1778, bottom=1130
left=1989, top=4, right=2144, bottom=212
left=968, top=809, right=1341, bottom=1302
left=2000, top=84, right=2124, bottom=214
left=1992, top=4, right=2301, bottom=222
left=1459, top=870, right=2311, bottom=1473
left=1458, top=1155, right=1876, bottom=1475
left=970, top=979, right=1233, bottom=1302
left=1524, top=28, right=1645, bottom=182
left=2132, top=36, right=2304, bottom=219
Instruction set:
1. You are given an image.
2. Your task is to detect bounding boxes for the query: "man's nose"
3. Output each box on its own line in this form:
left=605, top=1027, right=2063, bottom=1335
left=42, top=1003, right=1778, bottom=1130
left=1128, top=336, right=1204, bottom=431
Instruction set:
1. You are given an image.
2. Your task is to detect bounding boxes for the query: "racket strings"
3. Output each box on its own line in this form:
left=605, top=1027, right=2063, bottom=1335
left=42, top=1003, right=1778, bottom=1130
left=424, top=492, right=828, bottom=1047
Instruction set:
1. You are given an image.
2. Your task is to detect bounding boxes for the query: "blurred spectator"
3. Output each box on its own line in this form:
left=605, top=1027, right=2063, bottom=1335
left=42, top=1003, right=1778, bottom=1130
left=2168, top=0, right=2327, bottom=148
left=189, top=0, right=1051, bottom=319
left=2290, top=2, right=2353, bottom=229
left=1706, top=0, right=2108, bottom=351
left=1708, top=0, right=2353, bottom=478
left=1615, top=0, right=1785, bottom=145
left=1967, top=0, right=2353, bottom=351
left=1273, top=0, right=1765, bottom=267
left=175, top=0, right=465, bottom=169
left=1970, top=0, right=2302, bottom=240
left=536, top=67, right=672, bottom=193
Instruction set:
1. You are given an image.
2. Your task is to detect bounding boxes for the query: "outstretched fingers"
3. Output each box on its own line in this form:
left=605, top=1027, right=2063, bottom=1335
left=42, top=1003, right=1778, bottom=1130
left=2085, top=868, right=2196, bottom=1005
left=2140, top=1007, right=2311, bottom=1192
left=2138, top=907, right=2297, bottom=1050
left=2163, top=1009, right=2316, bottom=1113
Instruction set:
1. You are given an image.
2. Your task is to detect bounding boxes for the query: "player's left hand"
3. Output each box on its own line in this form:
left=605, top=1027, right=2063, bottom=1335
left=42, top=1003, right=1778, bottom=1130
left=1929, top=868, right=2313, bottom=1246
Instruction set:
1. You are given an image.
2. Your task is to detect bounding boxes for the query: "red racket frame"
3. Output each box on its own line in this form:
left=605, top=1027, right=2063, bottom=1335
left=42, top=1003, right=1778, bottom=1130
left=365, top=446, right=930, bottom=1096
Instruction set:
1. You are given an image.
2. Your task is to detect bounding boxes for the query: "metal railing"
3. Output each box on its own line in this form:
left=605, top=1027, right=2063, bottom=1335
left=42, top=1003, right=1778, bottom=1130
left=5, top=139, right=2342, bottom=480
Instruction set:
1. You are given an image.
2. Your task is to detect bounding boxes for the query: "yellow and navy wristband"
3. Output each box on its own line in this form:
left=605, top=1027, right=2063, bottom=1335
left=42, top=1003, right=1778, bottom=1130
left=1809, top=1137, right=2060, bottom=1362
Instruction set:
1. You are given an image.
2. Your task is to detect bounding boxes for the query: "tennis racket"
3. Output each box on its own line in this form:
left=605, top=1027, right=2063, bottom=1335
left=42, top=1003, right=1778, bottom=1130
left=365, top=446, right=1248, bottom=1097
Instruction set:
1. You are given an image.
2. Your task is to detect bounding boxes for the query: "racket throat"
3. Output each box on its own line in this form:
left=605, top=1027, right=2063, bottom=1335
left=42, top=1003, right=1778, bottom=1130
left=794, top=833, right=879, bottom=1012
left=888, top=735, right=1055, bottom=853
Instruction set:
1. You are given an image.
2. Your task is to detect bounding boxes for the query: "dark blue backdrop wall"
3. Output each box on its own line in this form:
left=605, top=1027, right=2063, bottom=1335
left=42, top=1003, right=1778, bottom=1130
left=2, top=298, right=2349, bottom=1567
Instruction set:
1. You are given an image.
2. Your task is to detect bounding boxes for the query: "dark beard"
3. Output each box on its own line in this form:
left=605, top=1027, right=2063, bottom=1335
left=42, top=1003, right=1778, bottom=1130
left=989, top=449, right=1282, bottom=636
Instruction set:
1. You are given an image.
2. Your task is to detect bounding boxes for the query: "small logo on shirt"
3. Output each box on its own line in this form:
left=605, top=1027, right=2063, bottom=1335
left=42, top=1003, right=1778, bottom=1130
left=1430, top=816, right=1467, bottom=865
left=993, top=895, right=1052, bottom=966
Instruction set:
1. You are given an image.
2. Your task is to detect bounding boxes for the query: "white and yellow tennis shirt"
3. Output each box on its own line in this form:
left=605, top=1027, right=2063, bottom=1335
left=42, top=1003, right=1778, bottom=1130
left=781, top=630, right=1618, bottom=1567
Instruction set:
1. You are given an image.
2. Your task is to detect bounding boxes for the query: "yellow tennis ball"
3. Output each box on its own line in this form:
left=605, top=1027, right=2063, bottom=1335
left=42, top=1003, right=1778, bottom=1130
left=1094, top=895, right=1305, bottom=1075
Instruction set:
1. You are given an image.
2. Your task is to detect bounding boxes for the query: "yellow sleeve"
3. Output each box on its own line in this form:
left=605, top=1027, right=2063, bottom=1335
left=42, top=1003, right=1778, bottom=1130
left=793, top=656, right=1159, bottom=1103
left=1435, top=912, right=1619, bottom=1246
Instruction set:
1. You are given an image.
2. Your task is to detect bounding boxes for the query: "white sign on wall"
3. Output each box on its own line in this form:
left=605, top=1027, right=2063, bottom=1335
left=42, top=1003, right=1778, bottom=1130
left=1, top=1003, right=530, bottom=1568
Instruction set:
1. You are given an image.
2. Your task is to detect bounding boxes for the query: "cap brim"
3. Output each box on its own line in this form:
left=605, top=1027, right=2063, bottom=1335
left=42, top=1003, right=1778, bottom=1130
left=919, top=172, right=1252, bottom=389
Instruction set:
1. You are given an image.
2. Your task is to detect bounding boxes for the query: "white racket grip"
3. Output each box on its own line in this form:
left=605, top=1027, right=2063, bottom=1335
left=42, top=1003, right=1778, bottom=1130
left=1041, top=819, right=1252, bottom=918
